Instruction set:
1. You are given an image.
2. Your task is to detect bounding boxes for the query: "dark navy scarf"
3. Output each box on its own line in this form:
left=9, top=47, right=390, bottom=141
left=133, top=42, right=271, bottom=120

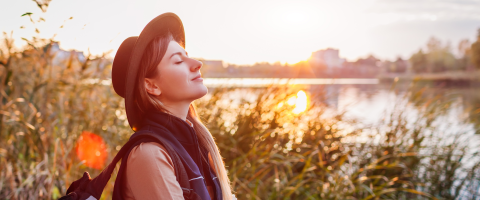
left=137, top=111, right=223, bottom=200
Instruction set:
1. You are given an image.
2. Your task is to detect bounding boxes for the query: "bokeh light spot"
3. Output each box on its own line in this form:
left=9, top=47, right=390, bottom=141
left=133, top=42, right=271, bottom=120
left=76, top=131, right=107, bottom=169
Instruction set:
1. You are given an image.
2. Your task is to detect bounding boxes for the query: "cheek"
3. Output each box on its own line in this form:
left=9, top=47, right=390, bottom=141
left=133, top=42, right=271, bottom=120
left=159, top=67, right=189, bottom=92
left=163, top=68, right=188, bottom=83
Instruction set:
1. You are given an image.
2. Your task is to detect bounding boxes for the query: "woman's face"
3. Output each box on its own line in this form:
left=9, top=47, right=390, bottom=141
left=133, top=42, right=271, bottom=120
left=144, top=40, right=207, bottom=104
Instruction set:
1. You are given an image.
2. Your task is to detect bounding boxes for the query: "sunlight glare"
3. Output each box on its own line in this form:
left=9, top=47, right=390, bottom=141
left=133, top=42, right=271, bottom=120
left=293, top=90, right=307, bottom=114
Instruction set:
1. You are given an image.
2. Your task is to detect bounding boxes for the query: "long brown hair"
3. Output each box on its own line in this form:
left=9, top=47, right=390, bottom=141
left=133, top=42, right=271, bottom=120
left=134, top=32, right=233, bottom=200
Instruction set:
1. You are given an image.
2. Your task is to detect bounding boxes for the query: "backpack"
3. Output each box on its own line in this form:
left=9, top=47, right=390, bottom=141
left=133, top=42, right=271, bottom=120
left=58, top=130, right=202, bottom=200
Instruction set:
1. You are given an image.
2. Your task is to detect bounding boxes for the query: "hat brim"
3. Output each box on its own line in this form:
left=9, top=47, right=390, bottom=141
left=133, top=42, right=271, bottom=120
left=124, top=13, right=185, bottom=131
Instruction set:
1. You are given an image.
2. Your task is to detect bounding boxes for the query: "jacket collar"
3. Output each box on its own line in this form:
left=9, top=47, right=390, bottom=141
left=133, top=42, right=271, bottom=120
left=141, top=110, right=196, bottom=144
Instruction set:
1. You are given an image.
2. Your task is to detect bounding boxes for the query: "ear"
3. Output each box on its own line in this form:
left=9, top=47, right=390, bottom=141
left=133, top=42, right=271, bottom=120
left=144, top=78, right=162, bottom=96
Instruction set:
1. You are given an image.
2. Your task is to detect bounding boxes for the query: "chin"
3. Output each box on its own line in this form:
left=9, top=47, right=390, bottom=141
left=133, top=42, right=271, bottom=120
left=192, top=85, right=208, bottom=100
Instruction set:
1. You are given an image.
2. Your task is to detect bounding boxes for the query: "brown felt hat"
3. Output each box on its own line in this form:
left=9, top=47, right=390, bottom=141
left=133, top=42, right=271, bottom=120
left=111, top=12, right=185, bottom=131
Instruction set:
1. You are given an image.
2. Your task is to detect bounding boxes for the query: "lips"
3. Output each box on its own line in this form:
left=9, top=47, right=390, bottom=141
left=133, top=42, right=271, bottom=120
left=191, top=74, right=202, bottom=81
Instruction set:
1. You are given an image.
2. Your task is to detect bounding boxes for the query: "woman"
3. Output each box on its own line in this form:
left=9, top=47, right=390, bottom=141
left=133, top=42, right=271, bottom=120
left=111, top=13, right=234, bottom=200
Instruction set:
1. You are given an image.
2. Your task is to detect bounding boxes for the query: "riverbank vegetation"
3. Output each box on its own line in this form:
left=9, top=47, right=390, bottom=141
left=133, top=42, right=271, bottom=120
left=0, top=36, right=479, bottom=199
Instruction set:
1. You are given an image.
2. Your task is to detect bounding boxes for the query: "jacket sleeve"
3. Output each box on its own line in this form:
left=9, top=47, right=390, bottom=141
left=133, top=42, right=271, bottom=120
left=125, top=142, right=184, bottom=200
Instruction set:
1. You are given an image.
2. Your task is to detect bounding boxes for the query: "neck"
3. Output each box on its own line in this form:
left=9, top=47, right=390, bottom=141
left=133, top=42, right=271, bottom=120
left=160, top=99, right=190, bottom=121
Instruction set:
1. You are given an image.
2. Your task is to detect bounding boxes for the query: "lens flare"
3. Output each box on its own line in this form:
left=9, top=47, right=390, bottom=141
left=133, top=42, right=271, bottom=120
left=293, top=90, right=307, bottom=114
left=76, top=131, right=107, bottom=169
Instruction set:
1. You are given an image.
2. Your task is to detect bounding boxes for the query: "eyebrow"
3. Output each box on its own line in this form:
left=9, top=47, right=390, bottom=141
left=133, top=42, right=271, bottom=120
left=169, top=51, right=188, bottom=59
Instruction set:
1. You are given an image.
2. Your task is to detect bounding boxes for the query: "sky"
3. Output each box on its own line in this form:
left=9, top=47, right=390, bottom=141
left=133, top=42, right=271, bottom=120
left=1, top=0, right=480, bottom=65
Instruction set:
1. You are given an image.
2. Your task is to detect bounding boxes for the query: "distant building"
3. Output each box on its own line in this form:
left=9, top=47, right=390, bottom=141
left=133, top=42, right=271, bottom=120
left=310, top=48, right=345, bottom=68
left=203, top=60, right=226, bottom=68
left=200, top=60, right=228, bottom=76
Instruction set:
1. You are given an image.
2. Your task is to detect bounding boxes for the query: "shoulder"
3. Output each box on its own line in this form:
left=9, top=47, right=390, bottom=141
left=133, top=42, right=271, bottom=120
left=124, top=142, right=184, bottom=200
left=127, top=142, right=174, bottom=171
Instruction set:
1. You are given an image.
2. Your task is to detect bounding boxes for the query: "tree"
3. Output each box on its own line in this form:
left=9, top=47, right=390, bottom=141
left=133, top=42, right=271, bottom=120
left=425, top=37, right=456, bottom=72
left=409, top=50, right=427, bottom=73
left=471, top=29, right=480, bottom=70
left=409, top=37, right=457, bottom=73
left=457, top=39, right=471, bottom=71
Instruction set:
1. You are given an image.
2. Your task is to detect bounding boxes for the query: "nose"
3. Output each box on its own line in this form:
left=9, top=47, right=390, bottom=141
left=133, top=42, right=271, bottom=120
left=190, top=58, right=202, bottom=72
